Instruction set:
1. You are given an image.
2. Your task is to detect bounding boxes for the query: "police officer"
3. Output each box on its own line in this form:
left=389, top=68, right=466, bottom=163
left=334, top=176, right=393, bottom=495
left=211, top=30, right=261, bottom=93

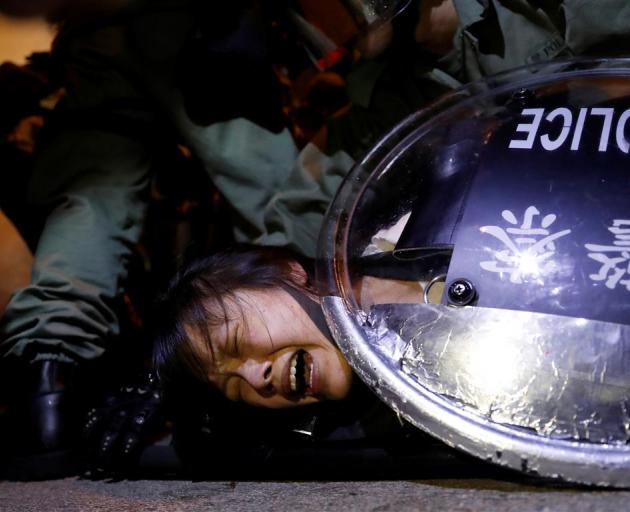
left=1, top=0, right=630, bottom=480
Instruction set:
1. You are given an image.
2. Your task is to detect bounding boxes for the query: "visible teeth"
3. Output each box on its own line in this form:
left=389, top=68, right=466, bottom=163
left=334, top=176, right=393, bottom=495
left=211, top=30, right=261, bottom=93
left=289, top=353, right=299, bottom=392
left=289, top=352, right=312, bottom=394
left=309, top=362, right=313, bottom=389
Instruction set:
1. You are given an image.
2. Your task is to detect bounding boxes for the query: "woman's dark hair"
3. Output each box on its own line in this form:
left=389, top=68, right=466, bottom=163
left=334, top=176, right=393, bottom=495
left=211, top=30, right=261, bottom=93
left=152, top=245, right=314, bottom=390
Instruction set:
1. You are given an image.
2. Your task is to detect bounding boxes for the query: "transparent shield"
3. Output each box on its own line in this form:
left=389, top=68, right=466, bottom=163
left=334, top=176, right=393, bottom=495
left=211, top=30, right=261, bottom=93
left=318, top=58, right=630, bottom=487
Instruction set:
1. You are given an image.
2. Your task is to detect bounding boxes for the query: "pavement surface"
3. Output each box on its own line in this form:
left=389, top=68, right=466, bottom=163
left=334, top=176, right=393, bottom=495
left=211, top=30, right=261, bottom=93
left=2, top=477, right=630, bottom=512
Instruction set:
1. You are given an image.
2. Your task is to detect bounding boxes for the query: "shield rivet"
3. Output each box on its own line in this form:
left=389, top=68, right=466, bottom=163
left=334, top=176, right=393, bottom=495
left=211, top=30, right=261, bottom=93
left=447, top=279, right=477, bottom=306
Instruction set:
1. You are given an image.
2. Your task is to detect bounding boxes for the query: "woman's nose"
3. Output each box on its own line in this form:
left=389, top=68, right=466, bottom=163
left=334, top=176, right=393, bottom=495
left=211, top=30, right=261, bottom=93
left=237, top=359, right=273, bottom=392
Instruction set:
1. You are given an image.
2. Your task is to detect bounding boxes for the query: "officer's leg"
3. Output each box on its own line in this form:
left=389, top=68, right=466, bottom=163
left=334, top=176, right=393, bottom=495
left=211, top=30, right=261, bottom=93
left=0, top=129, right=152, bottom=480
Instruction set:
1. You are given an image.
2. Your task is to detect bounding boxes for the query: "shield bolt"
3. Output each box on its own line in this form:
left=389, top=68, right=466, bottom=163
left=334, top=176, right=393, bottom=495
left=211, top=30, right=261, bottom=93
left=512, top=88, right=534, bottom=101
left=507, top=87, right=535, bottom=110
left=447, top=279, right=477, bottom=307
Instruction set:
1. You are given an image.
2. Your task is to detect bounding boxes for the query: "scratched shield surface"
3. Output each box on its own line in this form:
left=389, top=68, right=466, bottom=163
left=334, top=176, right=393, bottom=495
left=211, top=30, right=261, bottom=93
left=318, top=60, right=630, bottom=487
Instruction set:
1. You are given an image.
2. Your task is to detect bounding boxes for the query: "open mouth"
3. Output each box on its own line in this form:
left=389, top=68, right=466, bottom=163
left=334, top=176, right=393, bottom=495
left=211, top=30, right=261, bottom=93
left=288, top=349, right=315, bottom=397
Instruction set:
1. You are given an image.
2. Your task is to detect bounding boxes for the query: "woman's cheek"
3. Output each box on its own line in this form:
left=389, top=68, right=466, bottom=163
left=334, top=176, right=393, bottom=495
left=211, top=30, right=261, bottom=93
left=323, top=350, right=354, bottom=400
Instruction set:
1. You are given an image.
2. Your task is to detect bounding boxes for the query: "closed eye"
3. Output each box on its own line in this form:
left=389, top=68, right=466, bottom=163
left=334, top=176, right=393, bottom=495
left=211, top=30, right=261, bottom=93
left=229, top=321, right=242, bottom=357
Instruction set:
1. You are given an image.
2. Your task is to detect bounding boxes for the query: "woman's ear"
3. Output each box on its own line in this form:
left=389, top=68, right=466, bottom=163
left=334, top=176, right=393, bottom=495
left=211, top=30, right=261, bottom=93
left=288, top=260, right=309, bottom=286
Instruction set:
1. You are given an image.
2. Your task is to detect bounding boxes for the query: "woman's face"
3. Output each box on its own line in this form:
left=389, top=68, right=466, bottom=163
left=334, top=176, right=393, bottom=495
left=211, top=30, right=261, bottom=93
left=190, top=288, right=354, bottom=408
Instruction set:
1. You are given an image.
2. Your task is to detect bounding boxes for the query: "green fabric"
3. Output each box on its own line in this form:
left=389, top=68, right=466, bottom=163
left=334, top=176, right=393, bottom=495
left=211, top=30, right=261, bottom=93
left=326, top=55, right=461, bottom=159
left=450, top=0, right=572, bottom=81
left=1, top=130, right=152, bottom=361
left=3, top=0, right=630, bottom=361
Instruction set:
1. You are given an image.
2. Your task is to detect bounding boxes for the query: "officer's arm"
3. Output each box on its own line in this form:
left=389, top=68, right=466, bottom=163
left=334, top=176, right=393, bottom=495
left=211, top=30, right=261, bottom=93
left=561, top=0, right=630, bottom=55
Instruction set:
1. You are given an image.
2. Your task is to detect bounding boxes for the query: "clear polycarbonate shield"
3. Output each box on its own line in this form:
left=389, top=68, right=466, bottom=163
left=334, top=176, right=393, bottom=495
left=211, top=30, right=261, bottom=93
left=318, top=59, right=630, bottom=487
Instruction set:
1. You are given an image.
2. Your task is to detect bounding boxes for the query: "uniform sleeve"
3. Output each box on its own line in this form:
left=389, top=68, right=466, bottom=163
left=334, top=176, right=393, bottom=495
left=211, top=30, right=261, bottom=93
left=452, top=0, right=630, bottom=82
left=561, top=0, right=630, bottom=55
left=181, top=116, right=353, bottom=259
left=255, top=143, right=355, bottom=258
left=0, top=25, right=159, bottom=362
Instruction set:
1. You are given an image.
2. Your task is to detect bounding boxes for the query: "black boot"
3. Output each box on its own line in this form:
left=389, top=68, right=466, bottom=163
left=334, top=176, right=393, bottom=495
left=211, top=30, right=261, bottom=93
left=1, top=360, right=85, bottom=480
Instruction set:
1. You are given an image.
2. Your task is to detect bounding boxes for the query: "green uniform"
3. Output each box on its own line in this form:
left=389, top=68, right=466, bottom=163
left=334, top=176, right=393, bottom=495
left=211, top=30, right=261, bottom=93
left=2, top=0, right=629, bottom=362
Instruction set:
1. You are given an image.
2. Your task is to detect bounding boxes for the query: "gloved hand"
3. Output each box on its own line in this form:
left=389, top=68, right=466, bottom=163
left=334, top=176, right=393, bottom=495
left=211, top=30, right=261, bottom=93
left=82, top=371, right=166, bottom=479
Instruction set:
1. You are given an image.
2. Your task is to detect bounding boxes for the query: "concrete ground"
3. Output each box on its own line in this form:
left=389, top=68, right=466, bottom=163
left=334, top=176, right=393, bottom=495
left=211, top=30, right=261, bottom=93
left=2, top=477, right=630, bottom=512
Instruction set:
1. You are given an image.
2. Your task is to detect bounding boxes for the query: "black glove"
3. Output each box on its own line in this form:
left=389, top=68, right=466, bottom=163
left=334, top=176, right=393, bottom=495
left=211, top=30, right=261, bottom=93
left=82, top=371, right=165, bottom=479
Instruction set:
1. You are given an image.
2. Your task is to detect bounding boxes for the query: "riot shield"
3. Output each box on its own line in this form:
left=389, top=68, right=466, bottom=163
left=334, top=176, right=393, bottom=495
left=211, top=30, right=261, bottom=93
left=318, top=58, right=630, bottom=487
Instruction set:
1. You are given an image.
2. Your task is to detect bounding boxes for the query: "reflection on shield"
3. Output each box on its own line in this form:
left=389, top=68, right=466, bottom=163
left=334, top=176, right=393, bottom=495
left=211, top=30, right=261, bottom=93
left=318, top=58, right=630, bottom=487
